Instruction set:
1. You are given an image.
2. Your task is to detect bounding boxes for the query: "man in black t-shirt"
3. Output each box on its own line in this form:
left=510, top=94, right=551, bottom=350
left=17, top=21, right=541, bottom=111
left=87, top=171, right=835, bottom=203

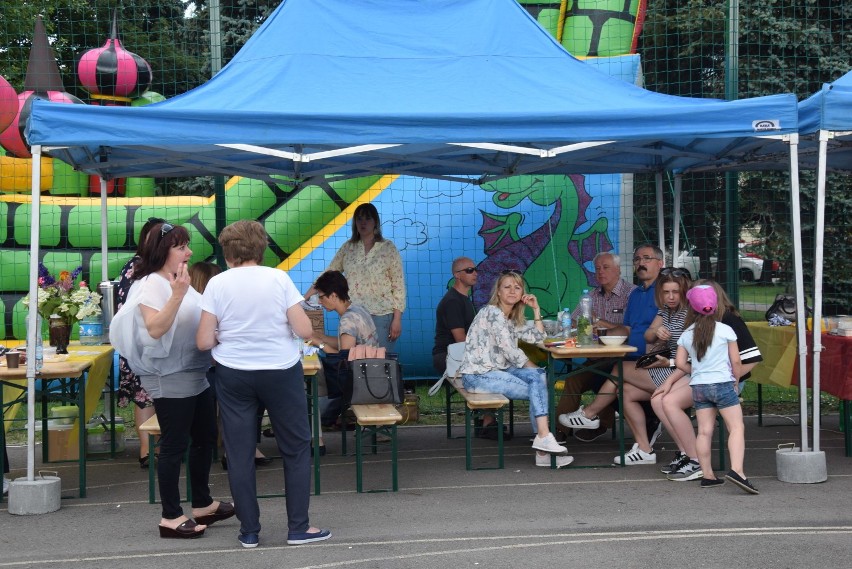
left=432, top=257, right=477, bottom=374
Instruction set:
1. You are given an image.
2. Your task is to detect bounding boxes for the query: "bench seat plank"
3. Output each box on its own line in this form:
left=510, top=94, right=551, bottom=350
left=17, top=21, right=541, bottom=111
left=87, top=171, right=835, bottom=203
left=352, top=404, right=402, bottom=425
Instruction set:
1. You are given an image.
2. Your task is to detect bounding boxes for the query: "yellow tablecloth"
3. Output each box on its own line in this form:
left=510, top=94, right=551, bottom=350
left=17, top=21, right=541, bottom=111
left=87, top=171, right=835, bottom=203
left=745, top=322, right=799, bottom=388
left=1, top=344, right=114, bottom=447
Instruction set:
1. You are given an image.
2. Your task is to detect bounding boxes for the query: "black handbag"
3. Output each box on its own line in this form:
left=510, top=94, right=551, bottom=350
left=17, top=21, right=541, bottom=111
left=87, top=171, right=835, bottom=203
left=635, top=348, right=671, bottom=369
left=350, top=358, right=404, bottom=405
left=765, top=294, right=810, bottom=322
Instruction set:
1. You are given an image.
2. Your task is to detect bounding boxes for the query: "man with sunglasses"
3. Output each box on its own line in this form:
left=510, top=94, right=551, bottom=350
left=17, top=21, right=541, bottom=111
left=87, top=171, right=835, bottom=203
left=432, top=257, right=478, bottom=374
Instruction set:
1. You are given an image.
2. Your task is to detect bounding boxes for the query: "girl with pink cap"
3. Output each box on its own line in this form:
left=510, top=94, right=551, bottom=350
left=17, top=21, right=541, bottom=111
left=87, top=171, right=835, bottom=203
left=675, top=283, right=759, bottom=494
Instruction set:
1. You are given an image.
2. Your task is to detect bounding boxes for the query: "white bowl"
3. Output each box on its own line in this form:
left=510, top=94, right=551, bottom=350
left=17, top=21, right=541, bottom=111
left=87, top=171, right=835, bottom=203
left=599, top=335, right=627, bottom=346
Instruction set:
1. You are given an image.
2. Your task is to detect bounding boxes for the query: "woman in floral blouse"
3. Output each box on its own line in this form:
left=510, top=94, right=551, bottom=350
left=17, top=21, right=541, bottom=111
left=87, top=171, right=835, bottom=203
left=306, top=203, right=405, bottom=352
left=458, top=271, right=572, bottom=467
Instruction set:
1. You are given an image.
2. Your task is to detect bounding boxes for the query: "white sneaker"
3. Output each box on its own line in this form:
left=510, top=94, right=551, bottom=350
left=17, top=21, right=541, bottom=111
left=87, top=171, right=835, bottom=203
left=531, top=433, right=568, bottom=455
left=613, top=443, right=657, bottom=465
left=557, top=406, right=600, bottom=430
left=536, top=453, right=574, bottom=469
left=2, top=477, right=9, bottom=495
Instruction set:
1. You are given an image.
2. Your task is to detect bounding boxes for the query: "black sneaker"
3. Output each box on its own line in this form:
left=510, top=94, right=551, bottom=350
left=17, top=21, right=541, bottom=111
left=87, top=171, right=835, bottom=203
left=661, top=452, right=688, bottom=474
left=574, top=425, right=608, bottom=442
left=700, top=478, right=725, bottom=488
left=725, top=470, right=759, bottom=495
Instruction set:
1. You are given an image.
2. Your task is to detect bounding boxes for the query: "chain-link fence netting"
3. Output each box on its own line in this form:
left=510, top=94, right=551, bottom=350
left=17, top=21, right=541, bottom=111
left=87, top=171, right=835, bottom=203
left=1, top=1, right=849, bottom=424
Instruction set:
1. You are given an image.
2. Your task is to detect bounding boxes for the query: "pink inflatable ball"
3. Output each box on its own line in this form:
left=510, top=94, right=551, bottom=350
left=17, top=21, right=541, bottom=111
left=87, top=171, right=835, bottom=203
left=0, top=90, right=84, bottom=159
left=130, top=91, right=166, bottom=107
left=0, top=75, right=17, bottom=133
left=77, top=12, right=152, bottom=101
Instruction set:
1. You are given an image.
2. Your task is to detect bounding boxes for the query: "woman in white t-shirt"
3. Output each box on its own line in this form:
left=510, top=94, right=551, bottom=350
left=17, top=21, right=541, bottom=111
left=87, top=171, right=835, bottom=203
left=110, top=222, right=233, bottom=539
left=197, top=220, right=330, bottom=549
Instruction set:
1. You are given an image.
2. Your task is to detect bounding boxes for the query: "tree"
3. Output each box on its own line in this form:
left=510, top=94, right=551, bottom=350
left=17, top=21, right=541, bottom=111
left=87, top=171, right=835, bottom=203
left=636, top=0, right=852, bottom=311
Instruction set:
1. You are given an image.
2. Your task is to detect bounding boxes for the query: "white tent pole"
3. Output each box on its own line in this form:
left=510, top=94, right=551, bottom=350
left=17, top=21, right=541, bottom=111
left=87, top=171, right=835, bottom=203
left=673, top=174, right=682, bottom=268
left=655, top=172, right=665, bottom=256
left=26, top=145, right=44, bottom=482
left=100, top=178, right=109, bottom=282
left=787, top=134, right=809, bottom=452
left=812, top=130, right=828, bottom=452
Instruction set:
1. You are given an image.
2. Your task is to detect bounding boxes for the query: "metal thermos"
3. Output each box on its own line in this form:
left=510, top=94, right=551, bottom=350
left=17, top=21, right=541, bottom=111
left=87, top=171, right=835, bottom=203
left=98, top=281, right=118, bottom=338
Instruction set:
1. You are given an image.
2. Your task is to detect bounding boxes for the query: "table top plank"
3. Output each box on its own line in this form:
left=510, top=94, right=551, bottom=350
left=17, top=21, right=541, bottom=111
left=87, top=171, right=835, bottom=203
left=546, top=344, right=637, bottom=359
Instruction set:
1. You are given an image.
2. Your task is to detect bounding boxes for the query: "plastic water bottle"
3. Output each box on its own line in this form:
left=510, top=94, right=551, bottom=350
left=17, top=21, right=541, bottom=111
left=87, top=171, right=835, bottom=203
left=577, top=289, right=594, bottom=346
left=35, top=314, right=44, bottom=372
left=560, top=308, right=572, bottom=341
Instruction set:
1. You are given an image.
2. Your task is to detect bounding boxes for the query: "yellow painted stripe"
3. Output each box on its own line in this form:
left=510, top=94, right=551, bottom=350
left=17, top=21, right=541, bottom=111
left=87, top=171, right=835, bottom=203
left=277, top=174, right=398, bottom=272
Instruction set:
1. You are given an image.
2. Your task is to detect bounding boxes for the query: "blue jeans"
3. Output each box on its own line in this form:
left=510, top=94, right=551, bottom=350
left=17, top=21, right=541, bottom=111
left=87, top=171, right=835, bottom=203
left=692, top=381, right=740, bottom=410
left=462, top=367, right=548, bottom=428
left=371, top=313, right=397, bottom=353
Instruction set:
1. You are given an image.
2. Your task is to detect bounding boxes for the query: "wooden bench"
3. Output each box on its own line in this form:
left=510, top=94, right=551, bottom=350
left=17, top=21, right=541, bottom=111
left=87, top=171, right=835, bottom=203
left=446, top=375, right=510, bottom=470
left=351, top=404, right=402, bottom=493
left=138, top=414, right=191, bottom=504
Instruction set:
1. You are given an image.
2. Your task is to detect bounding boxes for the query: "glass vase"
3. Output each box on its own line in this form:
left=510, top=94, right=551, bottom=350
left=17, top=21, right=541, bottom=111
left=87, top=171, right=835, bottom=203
left=49, top=315, right=71, bottom=354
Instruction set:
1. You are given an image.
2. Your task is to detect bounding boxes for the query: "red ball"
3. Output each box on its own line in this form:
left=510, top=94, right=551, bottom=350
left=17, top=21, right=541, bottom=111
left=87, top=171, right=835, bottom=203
left=0, top=90, right=83, bottom=159
left=0, top=75, right=17, bottom=133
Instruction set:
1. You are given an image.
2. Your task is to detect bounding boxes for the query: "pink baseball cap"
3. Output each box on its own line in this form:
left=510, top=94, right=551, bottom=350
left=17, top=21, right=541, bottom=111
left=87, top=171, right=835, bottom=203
left=686, top=285, right=717, bottom=315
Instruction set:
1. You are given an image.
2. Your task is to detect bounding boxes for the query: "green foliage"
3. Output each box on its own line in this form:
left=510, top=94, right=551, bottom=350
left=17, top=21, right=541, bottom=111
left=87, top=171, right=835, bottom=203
left=636, top=1, right=851, bottom=312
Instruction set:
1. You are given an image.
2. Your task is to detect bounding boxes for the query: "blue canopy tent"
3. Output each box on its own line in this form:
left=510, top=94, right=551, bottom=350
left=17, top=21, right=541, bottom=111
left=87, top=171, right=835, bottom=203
left=26, top=0, right=798, bottom=184
left=18, top=0, right=804, bottom=487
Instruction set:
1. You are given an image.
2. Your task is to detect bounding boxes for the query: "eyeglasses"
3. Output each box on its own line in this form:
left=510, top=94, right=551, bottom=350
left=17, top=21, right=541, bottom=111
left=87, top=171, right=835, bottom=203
left=660, top=268, right=689, bottom=278
left=160, top=223, right=175, bottom=237
left=500, top=269, right=522, bottom=275
left=317, top=293, right=327, bottom=299
left=632, top=255, right=661, bottom=263
left=455, top=267, right=477, bottom=274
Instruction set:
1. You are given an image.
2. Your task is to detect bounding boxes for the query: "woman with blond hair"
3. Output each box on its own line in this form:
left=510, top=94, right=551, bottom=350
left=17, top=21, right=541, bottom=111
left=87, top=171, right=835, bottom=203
left=458, top=270, right=571, bottom=467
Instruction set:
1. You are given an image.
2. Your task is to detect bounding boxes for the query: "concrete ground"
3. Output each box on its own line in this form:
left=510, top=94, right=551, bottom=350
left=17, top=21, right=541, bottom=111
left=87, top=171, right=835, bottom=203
left=1, top=413, right=851, bottom=569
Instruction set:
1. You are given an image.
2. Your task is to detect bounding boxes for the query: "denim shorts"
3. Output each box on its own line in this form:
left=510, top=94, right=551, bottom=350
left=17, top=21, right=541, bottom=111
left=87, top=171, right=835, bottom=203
left=691, top=382, right=740, bottom=410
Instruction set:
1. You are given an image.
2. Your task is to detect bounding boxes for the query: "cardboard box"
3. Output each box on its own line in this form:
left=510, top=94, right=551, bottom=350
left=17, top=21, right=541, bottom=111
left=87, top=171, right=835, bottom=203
left=305, top=309, right=325, bottom=335
left=47, top=424, right=79, bottom=461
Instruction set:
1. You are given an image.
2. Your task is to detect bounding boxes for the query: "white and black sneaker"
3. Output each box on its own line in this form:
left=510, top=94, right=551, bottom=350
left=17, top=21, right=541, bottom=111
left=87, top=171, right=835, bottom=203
left=660, top=452, right=688, bottom=474
left=613, top=443, right=656, bottom=465
left=667, top=459, right=703, bottom=481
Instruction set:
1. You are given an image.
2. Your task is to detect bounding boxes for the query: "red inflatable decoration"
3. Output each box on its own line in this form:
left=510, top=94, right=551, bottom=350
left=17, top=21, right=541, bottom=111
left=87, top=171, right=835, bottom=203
left=77, top=10, right=152, bottom=102
left=0, top=75, right=17, bottom=133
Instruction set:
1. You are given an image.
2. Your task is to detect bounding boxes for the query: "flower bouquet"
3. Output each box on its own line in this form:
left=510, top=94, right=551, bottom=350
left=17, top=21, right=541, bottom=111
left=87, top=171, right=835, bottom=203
left=22, top=264, right=102, bottom=352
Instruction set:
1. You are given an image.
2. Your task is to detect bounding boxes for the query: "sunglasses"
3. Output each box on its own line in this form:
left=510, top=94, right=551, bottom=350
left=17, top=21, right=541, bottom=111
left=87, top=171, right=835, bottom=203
left=160, top=223, right=175, bottom=237
left=660, top=268, right=689, bottom=278
left=633, top=255, right=661, bottom=263
left=500, top=269, right=522, bottom=275
left=455, top=267, right=478, bottom=274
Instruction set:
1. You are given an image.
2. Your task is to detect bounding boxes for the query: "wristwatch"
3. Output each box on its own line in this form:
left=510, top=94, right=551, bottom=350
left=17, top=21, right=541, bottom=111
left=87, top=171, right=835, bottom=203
left=669, top=358, right=675, bottom=368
